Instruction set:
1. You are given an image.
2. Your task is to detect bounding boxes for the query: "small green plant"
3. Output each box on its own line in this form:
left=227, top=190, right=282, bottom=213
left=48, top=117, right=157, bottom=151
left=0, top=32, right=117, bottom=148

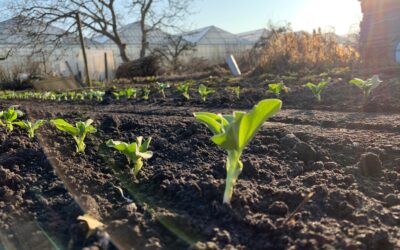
left=305, top=81, right=329, bottom=102
left=198, top=84, right=215, bottom=102
left=0, top=106, right=23, bottom=132
left=142, top=87, right=151, bottom=101
left=113, top=90, right=124, bottom=100
left=157, top=82, right=170, bottom=98
left=194, top=99, right=282, bottom=204
left=266, top=82, right=289, bottom=97
left=125, top=88, right=138, bottom=99
left=106, top=136, right=153, bottom=177
left=51, top=119, right=97, bottom=153
left=176, top=83, right=190, bottom=100
left=226, top=86, right=241, bottom=99
left=349, top=75, right=382, bottom=102
left=14, top=120, right=46, bottom=138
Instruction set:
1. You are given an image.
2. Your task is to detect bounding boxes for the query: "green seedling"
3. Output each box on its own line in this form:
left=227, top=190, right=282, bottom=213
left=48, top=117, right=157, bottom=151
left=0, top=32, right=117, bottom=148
left=266, top=82, right=289, bottom=97
left=198, top=84, right=215, bottom=102
left=125, top=88, right=138, bottom=99
left=51, top=119, right=97, bottom=153
left=95, top=91, right=105, bottom=102
left=0, top=106, right=23, bottom=132
left=157, top=82, right=170, bottom=98
left=76, top=93, right=85, bottom=101
left=305, top=81, right=328, bottom=102
left=194, top=99, right=282, bottom=204
left=113, top=90, right=124, bottom=100
left=142, top=87, right=151, bottom=101
left=68, top=92, right=76, bottom=100
left=349, top=75, right=382, bottom=102
left=226, top=86, right=241, bottom=99
left=14, top=120, right=46, bottom=138
left=106, top=136, right=153, bottom=177
left=176, top=83, right=190, bottom=100
left=57, top=93, right=68, bottom=101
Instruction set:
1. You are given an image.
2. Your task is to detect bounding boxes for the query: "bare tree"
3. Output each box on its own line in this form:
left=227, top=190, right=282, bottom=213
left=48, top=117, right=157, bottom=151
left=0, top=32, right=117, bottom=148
left=153, top=34, right=195, bottom=72
left=0, top=49, right=12, bottom=61
left=131, top=0, right=193, bottom=58
left=6, top=0, right=131, bottom=63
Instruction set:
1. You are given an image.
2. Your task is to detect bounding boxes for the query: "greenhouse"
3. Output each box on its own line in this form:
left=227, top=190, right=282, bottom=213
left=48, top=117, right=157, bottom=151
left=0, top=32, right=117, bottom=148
left=0, top=16, right=114, bottom=80
left=181, top=25, right=254, bottom=62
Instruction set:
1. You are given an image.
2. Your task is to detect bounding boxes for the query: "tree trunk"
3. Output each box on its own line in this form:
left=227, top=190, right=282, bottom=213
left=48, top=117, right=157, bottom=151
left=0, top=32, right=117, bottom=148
left=140, top=36, right=147, bottom=58
left=140, top=19, right=147, bottom=58
left=118, top=44, right=130, bottom=63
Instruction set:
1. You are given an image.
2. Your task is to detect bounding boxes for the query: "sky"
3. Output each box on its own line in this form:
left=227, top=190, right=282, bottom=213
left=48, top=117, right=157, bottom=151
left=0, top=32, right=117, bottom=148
left=0, top=0, right=363, bottom=36
left=187, top=0, right=363, bottom=35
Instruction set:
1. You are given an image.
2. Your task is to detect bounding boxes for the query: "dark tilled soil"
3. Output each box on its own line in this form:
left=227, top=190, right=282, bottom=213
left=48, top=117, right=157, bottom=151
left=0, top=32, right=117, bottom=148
left=0, top=124, right=116, bottom=249
left=0, top=100, right=400, bottom=250
left=99, top=76, right=400, bottom=114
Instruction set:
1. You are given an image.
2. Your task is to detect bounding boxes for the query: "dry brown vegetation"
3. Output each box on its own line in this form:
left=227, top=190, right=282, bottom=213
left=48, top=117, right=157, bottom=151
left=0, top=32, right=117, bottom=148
left=253, top=28, right=360, bottom=75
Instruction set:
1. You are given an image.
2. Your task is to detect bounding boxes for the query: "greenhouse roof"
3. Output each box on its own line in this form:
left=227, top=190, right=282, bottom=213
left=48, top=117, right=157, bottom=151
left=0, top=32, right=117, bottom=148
left=95, top=21, right=170, bottom=45
left=181, top=26, right=253, bottom=45
left=237, top=28, right=270, bottom=43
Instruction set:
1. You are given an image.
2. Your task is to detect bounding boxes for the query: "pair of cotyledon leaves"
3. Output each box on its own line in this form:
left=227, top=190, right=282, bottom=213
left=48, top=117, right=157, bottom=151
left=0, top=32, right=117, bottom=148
left=194, top=99, right=282, bottom=152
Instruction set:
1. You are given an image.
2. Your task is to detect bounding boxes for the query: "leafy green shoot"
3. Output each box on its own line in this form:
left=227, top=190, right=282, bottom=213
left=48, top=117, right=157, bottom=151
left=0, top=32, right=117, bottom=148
left=0, top=106, right=24, bottom=132
left=142, top=87, right=151, bottom=101
left=125, top=88, right=138, bottom=99
left=157, top=82, right=170, bottom=98
left=198, top=84, right=215, bottom=102
left=113, top=90, right=124, bottom=100
left=194, top=99, right=282, bottom=204
left=176, top=83, right=190, bottom=100
left=304, top=81, right=329, bottom=102
left=266, top=82, right=289, bottom=97
left=226, top=86, right=241, bottom=99
left=51, top=119, right=97, bottom=153
left=14, top=120, right=46, bottom=138
left=106, top=136, right=153, bottom=177
left=349, top=75, right=382, bottom=102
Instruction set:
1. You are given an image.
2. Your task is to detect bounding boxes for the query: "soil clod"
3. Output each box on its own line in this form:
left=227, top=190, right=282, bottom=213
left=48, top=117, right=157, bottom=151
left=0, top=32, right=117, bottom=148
left=359, top=152, right=383, bottom=177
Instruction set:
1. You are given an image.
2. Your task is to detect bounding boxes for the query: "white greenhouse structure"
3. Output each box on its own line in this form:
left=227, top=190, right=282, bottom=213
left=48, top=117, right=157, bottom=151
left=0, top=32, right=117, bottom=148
left=94, top=21, right=170, bottom=66
left=181, top=26, right=254, bottom=62
left=237, top=28, right=270, bottom=44
left=0, top=16, right=115, bottom=81
left=0, top=16, right=265, bottom=81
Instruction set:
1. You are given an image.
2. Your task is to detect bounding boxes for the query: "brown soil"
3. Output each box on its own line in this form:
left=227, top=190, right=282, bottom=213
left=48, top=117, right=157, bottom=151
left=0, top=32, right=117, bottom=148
left=0, top=97, right=400, bottom=249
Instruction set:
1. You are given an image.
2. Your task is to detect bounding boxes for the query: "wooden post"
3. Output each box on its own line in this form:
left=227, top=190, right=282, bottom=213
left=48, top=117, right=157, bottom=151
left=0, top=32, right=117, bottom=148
left=75, top=12, right=91, bottom=87
left=104, top=52, right=109, bottom=81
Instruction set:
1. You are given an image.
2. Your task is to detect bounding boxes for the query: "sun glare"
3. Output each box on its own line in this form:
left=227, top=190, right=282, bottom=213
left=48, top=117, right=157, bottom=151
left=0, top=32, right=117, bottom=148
left=293, top=0, right=362, bottom=34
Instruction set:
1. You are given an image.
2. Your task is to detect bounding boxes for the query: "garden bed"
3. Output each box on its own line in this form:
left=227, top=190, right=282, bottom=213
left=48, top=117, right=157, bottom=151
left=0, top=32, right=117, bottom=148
left=0, top=99, right=399, bottom=249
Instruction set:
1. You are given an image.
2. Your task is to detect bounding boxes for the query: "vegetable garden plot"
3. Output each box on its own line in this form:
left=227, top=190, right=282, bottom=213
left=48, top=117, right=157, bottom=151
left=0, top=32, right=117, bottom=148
left=0, top=125, right=108, bottom=249
left=1, top=100, right=399, bottom=249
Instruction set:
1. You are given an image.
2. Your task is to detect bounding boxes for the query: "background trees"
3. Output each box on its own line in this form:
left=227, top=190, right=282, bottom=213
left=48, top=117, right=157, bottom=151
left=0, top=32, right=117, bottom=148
left=4, top=0, right=194, bottom=63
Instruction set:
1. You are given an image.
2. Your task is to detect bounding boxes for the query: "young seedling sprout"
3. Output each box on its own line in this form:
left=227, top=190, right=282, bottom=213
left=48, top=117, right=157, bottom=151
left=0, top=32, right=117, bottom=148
left=176, top=82, right=190, bottom=100
left=113, top=90, right=124, bottom=100
left=157, top=82, right=170, bottom=98
left=15, top=120, right=46, bottom=138
left=106, top=136, right=153, bottom=177
left=0, top=106, right=24, bottom=132
left=125, top=88, right=138, bottom=99
left=142, top=87, right=151, bottom=101
left=349, top=75, right=382, bottom=103
left=226, top=86, right=241, bottom=99
left=266, top=82, right=289, bottom=97
left=198, top=84, right=215, bottom=102
left=51, top=119, right=97, bottom=153
left=194, top=99, right=282, bottom=204
left=305, top=81, right=329, bottom=102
